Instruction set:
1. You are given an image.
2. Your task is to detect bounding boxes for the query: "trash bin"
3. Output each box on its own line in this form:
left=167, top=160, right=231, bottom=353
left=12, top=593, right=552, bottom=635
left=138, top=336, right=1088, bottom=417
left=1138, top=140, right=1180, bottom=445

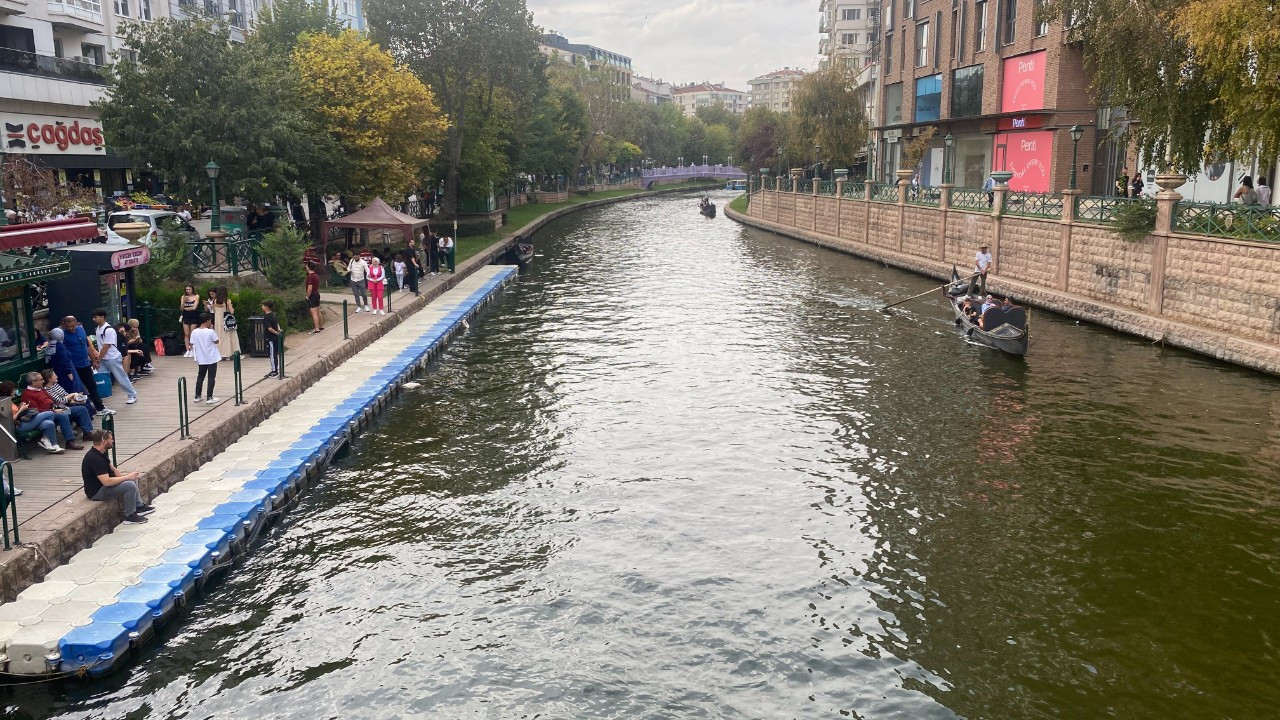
left=94, top=370, right=112, bottom=398
left=219, top=206, right=248, bottom=233
left=247, top=316, right=268, bottom=357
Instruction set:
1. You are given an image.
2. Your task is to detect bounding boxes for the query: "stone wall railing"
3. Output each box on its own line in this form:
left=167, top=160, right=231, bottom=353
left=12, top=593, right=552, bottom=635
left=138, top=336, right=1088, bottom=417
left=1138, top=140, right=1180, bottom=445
left=739, top=176, right=1280, bottom=373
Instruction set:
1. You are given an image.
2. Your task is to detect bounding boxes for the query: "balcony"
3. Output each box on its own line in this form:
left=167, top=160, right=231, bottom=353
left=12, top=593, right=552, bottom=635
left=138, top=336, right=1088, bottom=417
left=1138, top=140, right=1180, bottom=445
left=46, top=0, right=103, bottom=29
left=0, top=46, right=105, bottom=84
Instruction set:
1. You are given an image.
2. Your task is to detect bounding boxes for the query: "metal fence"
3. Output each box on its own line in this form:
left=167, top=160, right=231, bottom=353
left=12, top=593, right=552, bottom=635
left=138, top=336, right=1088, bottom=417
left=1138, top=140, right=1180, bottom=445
left=793, top=178, right=814, bottom=194
left=1174, top=202, right=1280, bottom=243
left=842, top=179, right=864, bottom=198
left=1075, top=195, right=1134, bottom=224
left=906, top=186, right=943, bottom=207
left=950, top=187, right=991, bottom=210
left=189, top=230, right=261, bottom=276
left=817, top=180, right=837, bottom=196
left=1005, top=191, right=1065, bottom=219
left=870, top=183, right=898, bottom=203
left=778, top=177, right=794, bottom=192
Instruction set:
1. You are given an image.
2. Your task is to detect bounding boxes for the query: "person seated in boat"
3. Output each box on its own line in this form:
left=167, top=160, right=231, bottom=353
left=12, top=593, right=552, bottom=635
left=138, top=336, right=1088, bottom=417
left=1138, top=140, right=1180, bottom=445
left=978, top=295, right=999, bottom=329
left=961, top=299, right=981, bottom=323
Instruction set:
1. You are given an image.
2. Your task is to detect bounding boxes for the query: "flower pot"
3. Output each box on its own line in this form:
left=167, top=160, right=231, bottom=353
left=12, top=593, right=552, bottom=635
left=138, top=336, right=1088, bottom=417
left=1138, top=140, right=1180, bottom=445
left=896, top=169, right=915, bottom=184
left=111, top=222, right=151, bottom=243
left=1154, top=172, right=1188, bottom=196
left=990, top=170, right=1015, bottom=187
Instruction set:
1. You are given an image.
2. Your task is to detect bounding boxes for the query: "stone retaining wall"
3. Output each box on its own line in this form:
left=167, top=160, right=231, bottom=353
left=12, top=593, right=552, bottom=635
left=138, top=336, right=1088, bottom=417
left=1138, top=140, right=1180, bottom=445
left=733, top=186, right=1280, bottom=376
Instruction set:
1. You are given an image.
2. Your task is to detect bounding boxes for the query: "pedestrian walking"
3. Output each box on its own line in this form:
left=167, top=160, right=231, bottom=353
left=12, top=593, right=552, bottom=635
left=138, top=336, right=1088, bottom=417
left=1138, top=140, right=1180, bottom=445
left=982, top=174, right=996, bottom=207
left=393, top=253, right=407, bottom=292
left=306, top=262, right=324, bottom=333
left=367, top=257, right=387, bottom=315
left=442, top=235, right=456, bottom=273
left=1131, top=174, right=1145, bottom=197
left=91, top=309, right=137, bottom=405
left=348, top=252, right=370, bottom=312
left=204, top=286, right=240, bottom=360
left=261, top=300, right=280, bottom=377
left=190, top=313, right=220, bottom=404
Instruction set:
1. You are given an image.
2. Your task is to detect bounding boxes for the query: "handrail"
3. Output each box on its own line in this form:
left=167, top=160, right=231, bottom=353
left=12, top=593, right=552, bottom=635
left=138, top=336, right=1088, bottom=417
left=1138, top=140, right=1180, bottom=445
left=1004, top=191, right=1064, bottom=218
left=1173, top=201, right=1280, bottom=243
left=1, top=461, right=18, bottom=550
left=869, top=183, right=898, bottom=203
left=231, top=351, right=244, bottom=405
left=178, top=377, right=191, bottom=439
left=1075, top=195, right=1134, bottom=225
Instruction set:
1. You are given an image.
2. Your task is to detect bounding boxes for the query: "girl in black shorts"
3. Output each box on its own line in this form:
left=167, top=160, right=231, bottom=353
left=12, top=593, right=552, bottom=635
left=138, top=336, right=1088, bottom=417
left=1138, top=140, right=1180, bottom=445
left=180, top=284, right=201, bottom=357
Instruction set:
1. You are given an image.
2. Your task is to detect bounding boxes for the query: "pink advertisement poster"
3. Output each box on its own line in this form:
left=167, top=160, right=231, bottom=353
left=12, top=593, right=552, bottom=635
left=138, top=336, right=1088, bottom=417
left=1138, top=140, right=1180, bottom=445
left=1001, top=51, right=1047, bottom=112
left=995, top=130, right=1055, bottom=192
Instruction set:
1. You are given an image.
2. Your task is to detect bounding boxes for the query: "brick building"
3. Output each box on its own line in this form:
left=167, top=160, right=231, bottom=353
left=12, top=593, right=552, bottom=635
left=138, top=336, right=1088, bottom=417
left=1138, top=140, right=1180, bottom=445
left=874, top=0, right=1099, bottom=193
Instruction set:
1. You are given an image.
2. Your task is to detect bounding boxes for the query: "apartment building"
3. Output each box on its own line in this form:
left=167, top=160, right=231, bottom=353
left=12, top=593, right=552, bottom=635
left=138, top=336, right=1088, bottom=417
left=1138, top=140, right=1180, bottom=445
left=539, top=33, right=633, bottom=88
left=874, top=0, right=1098, bottom=192
left=631, top=75, right=672, bottom=105
left=819, top=0, right=880, bottom=70
left=748, top=68, right=805, bottom=112
left=672, top=83, right=748, bottom=117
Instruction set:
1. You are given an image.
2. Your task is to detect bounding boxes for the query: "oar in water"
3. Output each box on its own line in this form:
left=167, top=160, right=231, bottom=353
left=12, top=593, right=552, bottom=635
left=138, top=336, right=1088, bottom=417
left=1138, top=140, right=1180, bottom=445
left=881, top=274, right=978, bottom=311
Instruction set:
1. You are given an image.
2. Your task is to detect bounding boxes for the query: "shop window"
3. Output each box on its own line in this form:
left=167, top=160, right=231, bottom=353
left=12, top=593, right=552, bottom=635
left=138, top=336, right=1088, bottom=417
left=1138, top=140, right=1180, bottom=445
left=951, top=65, right=984, bottom=117
left=1034, top=0, right=1048, bottom=36
left=885, top=82, right=904, bottom=125
left=0, top=296, right=29, bottom=366
left=914, top=73, right=942, bottom=122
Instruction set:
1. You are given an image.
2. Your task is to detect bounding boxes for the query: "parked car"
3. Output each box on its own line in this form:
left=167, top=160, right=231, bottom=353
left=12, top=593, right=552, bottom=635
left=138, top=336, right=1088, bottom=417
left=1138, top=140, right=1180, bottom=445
left=105, top=210, right=200, bottom=245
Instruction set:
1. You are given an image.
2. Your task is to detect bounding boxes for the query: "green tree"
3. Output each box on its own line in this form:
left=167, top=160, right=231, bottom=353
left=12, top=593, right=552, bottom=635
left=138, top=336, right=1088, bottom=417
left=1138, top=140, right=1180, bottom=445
left=788, top=65, right=868, bottom=171
left=366, top=0, right=544, bottom=217
left=695, top=104, right=742, bottom=134
left=704, top=124, right=734, bottom=165
left=518, top=83, right=588, bottom=177
left=735, top=106, right=787, bottom=172
left=259, top=224, right=310, bottom=290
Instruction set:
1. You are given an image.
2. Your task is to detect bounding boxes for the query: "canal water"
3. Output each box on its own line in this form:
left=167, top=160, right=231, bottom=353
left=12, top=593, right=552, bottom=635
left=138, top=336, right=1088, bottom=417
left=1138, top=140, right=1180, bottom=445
left=10, top=191, right=1279, bottom=718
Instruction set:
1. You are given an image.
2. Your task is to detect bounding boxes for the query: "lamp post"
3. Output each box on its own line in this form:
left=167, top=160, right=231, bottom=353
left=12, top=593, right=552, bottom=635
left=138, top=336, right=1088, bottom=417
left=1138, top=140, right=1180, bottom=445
left=728, top=155, right=734, bottom=168
left=678, top=156, right=684, bottom=168
left=867, top=140, right=875, bottom=182
left=1068, top=124, right=1083, bottom=190
left=775, top=148, right=783, bottom=176
left=813, top=144, right=821, bottom=179
left=943, top=133, right=954, bottom=184
left=205, top=160, right=221, bottom=232
left=702, top=154, right=708, bottom=166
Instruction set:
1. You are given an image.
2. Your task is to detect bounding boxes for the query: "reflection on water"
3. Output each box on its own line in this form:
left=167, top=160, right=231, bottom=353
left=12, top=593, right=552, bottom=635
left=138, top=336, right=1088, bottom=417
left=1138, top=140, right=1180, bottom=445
left=9, top=191, right=1280, bottom=720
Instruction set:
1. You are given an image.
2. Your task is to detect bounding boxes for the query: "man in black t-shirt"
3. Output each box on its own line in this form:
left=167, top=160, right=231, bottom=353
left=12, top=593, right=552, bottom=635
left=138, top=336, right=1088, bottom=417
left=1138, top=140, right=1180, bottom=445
left=81, top=429, right=153, bottom=524
left=261, top=300, right=280, bottom=378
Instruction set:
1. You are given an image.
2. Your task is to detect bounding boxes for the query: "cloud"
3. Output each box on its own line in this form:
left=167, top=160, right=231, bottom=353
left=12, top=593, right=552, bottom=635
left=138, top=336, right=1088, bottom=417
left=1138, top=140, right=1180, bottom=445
left=527, top=0, right=818, bottom=89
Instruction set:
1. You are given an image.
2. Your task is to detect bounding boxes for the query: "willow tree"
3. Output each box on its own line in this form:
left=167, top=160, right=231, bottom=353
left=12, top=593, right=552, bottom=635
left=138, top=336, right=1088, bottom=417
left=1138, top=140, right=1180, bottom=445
left=365, top=0, right=543, bottom=217
left=787, top=65, right=868, bottom=171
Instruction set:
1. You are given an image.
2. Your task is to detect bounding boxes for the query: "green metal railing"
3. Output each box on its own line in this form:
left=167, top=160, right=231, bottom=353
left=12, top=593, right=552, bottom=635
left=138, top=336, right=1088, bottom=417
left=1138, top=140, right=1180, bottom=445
left=277, top=330, right=286, bottom=379
left=1, top=461, right=19, bottom=550
left=794, top=178, right=814, bottom=194
left=101, top=413, right=117, bottom=465
left=1173, top=202, right=1280, bottom=243
left=778, top=177, right=794, bottom=192
left=842, top=180, right=864, bottom=198
left=343, top=300, right=350, bottom=340
left=188, top=230, right=264, bottom=276
left=906, top=186, right=943, bottom=207
left=232, top=351, right=244, bottom=405
left=178, top=377, right=191, bottom=439
left=950, top=187, right=992, bottom=210
left=870, top=183, right=898, bottom=203
left=1075, top=195, right=1134, bottom=224
left=817, top=180, right=837, bottom=196
left=1005, top=191, right=1065, bottom=218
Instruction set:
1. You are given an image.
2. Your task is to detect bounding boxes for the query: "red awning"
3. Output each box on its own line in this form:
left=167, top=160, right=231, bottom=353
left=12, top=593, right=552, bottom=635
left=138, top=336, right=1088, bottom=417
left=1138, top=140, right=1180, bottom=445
left=0, top=217, right=102, bottom=251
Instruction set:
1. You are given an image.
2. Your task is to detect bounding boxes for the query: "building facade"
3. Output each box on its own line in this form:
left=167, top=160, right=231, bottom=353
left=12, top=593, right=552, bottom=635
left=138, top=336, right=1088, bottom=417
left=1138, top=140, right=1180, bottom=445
left=539, top=33, right=633, bottom=88
left=747, top=68, right=805, bottom=112
left=873, top=0, right=1098, bottom=193
left=630, top=75, right=672, bottom=105
left=820, top=0, right=880, bottom=70
left=672, top=83, right=748, bottom=117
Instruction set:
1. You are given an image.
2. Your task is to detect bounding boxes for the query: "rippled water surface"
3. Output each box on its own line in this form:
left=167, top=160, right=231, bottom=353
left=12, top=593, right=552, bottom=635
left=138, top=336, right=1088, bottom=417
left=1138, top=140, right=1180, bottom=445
left=11, top=191, right=1280, bottom=719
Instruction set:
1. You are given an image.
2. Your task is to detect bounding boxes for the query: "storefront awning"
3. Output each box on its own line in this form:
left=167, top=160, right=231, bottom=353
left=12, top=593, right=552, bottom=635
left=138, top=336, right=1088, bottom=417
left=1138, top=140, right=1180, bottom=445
left=0, top=249, right=72, bottom=287
left=0, top=217, right=102, bottom=251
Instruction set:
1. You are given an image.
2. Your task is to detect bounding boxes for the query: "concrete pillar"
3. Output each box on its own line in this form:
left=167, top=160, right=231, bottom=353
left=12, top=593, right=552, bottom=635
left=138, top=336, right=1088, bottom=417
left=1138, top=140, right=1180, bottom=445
left=937, top=183, right=953, bottom=261
left=835, top=179, right=845, bottom=238
left=862, top=180, right=872, bottom=243
left=1149, top=184, right=1183, bottom=316
left=1059, top=189, right=1081, bottom=291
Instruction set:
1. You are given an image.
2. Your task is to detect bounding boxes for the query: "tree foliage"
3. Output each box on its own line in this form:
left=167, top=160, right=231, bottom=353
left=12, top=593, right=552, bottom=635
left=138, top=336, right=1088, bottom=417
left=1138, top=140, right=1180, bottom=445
left=2, top=156, right=99, bottom=220
left=259, top=224, right=310, bottom=289
left=735, top=107, right=787, bottom=172
left=293, top=30, right=447, bottom=203
left=787, top=65, right=868, bottom=171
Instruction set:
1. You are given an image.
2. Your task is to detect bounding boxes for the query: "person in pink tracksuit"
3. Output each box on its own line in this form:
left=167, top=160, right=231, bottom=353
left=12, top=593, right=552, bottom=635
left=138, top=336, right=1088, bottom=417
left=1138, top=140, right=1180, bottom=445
left=367, top=256, right=387, bottom=315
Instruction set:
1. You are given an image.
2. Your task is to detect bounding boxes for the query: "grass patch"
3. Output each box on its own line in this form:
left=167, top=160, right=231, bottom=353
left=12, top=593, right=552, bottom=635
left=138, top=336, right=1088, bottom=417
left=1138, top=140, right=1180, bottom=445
left=728, top=194, right=748, bottom=214
left=456, top=181, right=716, bottom=263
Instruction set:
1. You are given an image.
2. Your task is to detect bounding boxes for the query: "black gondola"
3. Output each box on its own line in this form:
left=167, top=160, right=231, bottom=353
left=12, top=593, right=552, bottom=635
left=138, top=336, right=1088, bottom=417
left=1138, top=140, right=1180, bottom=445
left=699, top=199, right=716, bottom=218
left=505, top=235, right=535, bottom=266
left=943, top=266, right=1029, bottom=356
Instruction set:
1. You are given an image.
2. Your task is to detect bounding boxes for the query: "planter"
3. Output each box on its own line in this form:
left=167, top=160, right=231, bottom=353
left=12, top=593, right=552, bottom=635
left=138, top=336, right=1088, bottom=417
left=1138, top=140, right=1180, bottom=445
left=896, top=169, right=915, bottom=184
left=1154, top=172, right=1188, bottom=197
left=111, top=222, right=151, bottom=243
left=990, top=170, right=1015, bottom=187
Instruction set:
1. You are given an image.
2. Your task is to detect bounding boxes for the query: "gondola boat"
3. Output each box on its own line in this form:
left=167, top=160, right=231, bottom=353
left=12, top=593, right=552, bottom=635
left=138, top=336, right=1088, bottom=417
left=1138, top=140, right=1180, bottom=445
left=699, top=201, right=717, bottom=218
left=943, top=266, right=1029, bottom=356
left=505, top=235, right=535, bottom=266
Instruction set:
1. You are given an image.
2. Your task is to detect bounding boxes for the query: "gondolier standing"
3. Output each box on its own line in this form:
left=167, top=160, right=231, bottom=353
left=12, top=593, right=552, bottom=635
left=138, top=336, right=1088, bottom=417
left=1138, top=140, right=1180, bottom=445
left=971, top=243, right=993, bottom=296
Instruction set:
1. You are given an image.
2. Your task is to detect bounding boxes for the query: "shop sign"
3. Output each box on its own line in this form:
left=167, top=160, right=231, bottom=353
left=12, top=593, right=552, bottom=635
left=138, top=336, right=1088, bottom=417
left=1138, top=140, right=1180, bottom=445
left=110, top=247, right=150, bottom=270
left=1000, top=51, right=1047, bottom=113
left=997, top=116, right=1044, bottom=131
left=994, top=130, right=1054, bottom=193
left=3, top=113, right=106, bottom=155
left=882, top=129, right=903, bottom=140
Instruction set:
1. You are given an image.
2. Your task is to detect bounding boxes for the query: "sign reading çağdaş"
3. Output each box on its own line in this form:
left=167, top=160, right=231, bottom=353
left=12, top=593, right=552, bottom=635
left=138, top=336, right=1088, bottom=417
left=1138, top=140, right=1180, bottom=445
left=3, top=113, right=106, bottom=155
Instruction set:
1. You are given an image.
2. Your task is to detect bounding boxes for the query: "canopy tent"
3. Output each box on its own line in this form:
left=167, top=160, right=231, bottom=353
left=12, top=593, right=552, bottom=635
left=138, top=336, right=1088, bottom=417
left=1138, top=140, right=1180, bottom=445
left=321, top=197, right=428, bottom=247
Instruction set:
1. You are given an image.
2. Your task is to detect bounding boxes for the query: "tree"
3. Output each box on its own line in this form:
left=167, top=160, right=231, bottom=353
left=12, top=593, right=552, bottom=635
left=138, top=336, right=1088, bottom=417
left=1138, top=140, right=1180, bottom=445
left=735, top=106, right=787, bottom=172
left=366, top=0, right=544, bottom=217
left=259, top=224, right=310, bottom=289
left=517, top=83, right=588, bottom=177
left=704, top=124, right=734, bottom=165
left=293, top=30, right=447, bottom=203
left=695, top=104, right=742, bottom=134
left=2, top=156, right=99, bottom=220
left=551, top=61, right=628, bottom=168
left=788, top=65, right=868, bottom=171
left=96, top=18, right=337, bottom=204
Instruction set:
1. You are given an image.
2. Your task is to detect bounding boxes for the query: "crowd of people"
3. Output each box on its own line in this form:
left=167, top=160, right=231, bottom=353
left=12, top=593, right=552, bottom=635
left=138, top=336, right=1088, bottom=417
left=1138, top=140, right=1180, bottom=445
left=319, top=228, right=457, bottom=323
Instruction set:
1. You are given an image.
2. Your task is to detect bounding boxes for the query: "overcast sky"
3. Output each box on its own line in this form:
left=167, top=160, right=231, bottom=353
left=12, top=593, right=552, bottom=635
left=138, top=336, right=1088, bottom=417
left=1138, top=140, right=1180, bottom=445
left=525, top=0, right=818, bottom=91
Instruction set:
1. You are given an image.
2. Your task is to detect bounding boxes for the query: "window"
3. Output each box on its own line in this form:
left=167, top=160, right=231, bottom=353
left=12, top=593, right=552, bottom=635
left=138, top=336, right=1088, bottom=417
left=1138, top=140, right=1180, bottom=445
left=915, top=21, right=929, bottom=67
left=905, top=0, right=915, bottom=19
left=118, top=48, right=138, bottom=64
left=842, top=7, right=862, bottom=20
left=842, top=33, right=858, bottom=45
left=81, top=44, right=105, bottom=65
left=1034, top=0, right=1048, bottom=36
left=951, top=3, right=964, bottom=58
left=914, top=74, right=942, bottom=121
left=975, top=0, right=988, bottom=51
left=114, top=0, right=129, bottom=17
left=951, top=64, right=984, bottom=116
left=139, top=0, right=151, bottom=19
left=53, top=38, right=64, bottom=58
left=885, top=82, right=904, bottom=124
left=884, top=0, right=892, bottom=25
left=1003, top=0, right=1017, bottom=44
left=885, top=32, right=893, bottom=73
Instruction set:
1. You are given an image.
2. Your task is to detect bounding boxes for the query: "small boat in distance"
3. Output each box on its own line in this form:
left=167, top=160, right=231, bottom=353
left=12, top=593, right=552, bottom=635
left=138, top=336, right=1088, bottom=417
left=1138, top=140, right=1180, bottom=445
left=699, top=197, right=717, bottom=218
left=725, top=179, right=747, bottom=191
left=944, top=267, right=1029, bottom=356
left=505, top=235, right=535, bottom=266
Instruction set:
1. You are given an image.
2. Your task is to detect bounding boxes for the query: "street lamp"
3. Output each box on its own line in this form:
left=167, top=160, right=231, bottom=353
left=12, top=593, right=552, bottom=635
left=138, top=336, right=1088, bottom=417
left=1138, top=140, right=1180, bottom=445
left=813, top=144, right=821, bottom=179
left=728, top=155, right=734, bottom=168
left=943, top=133, right=954, bottom=184
left=867, top=140, right=875, bottom=182
left=775, top=147, right=783, bottom=176
left=702, top=154, right=708, bottom=166
left=1069, top=124, right=1083, bottom=190
left=205, top=160, right=221, bottom=232
left=678, top=156, right=684, bottom=168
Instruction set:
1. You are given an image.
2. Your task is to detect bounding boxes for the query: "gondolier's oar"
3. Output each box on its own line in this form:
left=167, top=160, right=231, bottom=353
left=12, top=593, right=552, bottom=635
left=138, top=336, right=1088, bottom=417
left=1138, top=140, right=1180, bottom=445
left=880, top=274, right=978, bottom=311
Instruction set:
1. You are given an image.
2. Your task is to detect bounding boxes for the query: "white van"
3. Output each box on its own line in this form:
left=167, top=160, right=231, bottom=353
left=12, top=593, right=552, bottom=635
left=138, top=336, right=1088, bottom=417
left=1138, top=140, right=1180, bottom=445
left=105, top=209, right=200, bottom=245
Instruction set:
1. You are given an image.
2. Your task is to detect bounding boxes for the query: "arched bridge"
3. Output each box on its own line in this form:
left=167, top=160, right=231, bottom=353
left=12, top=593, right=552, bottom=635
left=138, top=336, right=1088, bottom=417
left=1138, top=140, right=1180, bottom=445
left=643, top=165, right=747, bottom=188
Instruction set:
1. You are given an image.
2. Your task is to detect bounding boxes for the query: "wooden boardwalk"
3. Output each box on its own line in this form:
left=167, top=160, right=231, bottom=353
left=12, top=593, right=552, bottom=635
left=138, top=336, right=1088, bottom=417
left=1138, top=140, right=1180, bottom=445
left=6, top=283, right=434, bottom=529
